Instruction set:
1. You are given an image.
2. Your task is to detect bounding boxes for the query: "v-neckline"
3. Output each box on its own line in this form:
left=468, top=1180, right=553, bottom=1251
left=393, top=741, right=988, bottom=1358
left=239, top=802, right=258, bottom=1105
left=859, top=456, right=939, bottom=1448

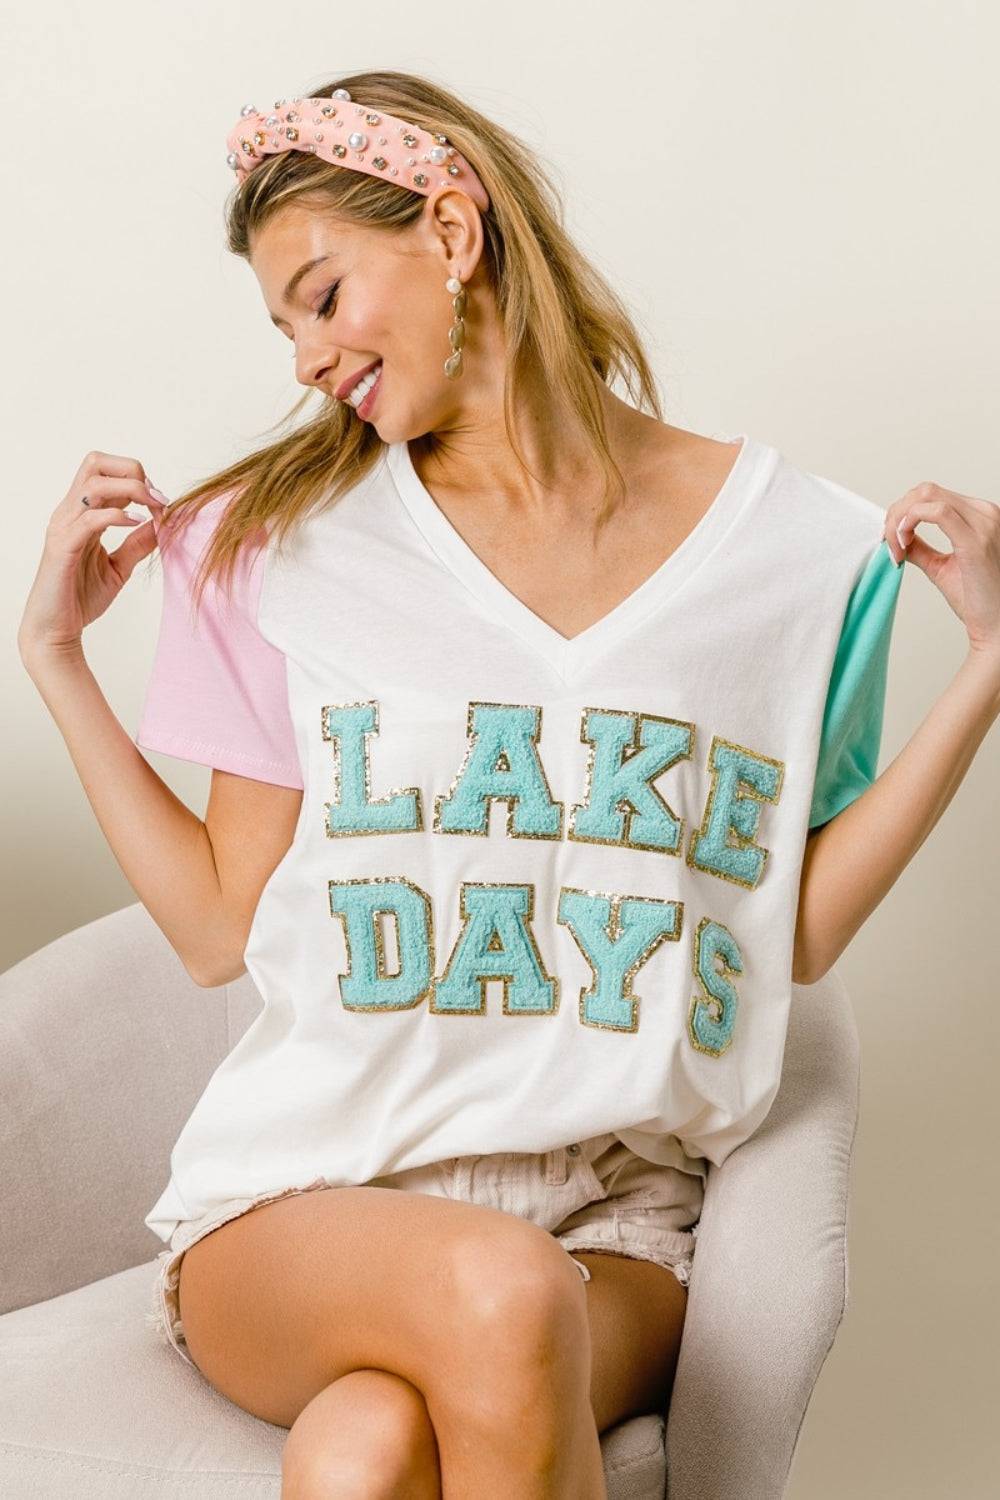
left=386, top=430, right=776, bottom=680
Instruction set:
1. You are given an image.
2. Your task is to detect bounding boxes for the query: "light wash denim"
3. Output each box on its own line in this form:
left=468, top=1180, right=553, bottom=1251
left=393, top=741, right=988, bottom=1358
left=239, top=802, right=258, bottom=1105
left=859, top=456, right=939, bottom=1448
left=147, top=1131, right=704, bottom=1369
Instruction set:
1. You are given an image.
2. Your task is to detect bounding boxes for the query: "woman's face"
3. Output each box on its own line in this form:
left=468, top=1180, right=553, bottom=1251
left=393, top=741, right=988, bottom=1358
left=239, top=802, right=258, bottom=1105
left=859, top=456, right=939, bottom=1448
left=250, top=191, right=485, bottom=444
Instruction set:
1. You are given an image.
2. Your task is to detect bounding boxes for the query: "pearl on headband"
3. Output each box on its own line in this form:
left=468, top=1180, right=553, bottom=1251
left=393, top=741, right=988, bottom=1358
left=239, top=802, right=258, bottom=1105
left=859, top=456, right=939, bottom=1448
left=225, top=90, right=490, bottom=212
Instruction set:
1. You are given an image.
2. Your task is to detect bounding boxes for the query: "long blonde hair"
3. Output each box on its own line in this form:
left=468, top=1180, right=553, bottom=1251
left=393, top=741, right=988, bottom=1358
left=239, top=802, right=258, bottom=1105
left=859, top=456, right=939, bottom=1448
left=153, top=68, right=664, bottom=615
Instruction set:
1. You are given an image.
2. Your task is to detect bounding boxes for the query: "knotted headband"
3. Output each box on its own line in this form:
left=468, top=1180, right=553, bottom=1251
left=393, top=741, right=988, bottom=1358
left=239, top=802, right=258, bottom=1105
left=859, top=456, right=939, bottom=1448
left=225, top=89, right=491, bottom=212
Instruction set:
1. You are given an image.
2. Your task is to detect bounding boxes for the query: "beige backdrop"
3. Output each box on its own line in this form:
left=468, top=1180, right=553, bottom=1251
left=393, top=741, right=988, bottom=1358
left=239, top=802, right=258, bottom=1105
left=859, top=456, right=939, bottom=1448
left=4, top=2, right=999, bottom=1493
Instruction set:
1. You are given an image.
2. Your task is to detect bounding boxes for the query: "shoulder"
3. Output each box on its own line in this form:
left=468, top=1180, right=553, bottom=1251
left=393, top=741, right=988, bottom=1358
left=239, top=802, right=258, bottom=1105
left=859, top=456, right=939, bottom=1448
left=156, top=486, right=241, bottom=565
left=653, top=424, right=883, bottom=522
left=633, top=422, right=743, bottom=485
left=667, top=426, right=896, bottom=597
left=767, top=443, right=887, bottom=535
left=155, top=485, right=270, bottom=628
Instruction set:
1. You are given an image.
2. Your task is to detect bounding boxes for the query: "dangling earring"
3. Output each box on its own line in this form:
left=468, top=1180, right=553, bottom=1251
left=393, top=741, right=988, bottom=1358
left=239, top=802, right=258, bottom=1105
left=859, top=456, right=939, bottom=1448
left=444, top=275, right=467, bottom=378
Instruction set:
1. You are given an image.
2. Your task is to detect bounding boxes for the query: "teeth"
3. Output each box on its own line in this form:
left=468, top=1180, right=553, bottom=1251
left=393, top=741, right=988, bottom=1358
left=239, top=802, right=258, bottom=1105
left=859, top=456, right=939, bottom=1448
left=347, top=362, right=382, bottom=406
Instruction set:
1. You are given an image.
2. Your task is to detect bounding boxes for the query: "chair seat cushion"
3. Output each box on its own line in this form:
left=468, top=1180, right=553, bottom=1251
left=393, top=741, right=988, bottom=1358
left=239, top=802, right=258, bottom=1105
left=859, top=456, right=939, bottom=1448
left=1, top=1259, right=667, bottom=1499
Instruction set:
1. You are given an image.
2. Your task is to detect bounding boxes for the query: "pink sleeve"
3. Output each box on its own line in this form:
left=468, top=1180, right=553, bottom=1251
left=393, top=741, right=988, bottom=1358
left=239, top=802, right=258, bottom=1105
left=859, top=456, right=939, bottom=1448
left=135, top=490, right=304, bottom=789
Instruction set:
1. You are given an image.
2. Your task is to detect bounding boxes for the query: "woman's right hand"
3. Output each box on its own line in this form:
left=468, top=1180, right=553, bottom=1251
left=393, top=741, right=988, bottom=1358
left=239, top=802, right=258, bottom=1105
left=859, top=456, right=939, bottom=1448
left=18, top=450, right=168, bottom=669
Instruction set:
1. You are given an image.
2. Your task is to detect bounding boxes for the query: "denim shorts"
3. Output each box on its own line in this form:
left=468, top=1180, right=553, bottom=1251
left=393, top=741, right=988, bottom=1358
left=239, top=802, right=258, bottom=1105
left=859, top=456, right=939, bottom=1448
left=146, top=1130, right=705, bottom=1369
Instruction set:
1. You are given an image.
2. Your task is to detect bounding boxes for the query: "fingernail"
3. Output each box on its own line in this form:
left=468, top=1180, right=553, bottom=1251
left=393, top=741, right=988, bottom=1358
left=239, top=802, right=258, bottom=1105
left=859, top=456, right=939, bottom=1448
left=145, top=478, right=169, bottom=504
left=883, top=532, right=902, bottom=567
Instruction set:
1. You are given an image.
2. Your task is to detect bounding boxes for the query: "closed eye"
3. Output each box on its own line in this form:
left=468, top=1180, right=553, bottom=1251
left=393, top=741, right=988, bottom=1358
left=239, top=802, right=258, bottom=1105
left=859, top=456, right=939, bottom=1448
left=316, top=281, right=341, bottom=318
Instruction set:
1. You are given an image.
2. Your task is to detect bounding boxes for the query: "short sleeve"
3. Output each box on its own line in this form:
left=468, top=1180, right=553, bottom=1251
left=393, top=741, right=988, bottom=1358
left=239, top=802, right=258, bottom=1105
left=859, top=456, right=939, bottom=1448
left=808, top=537, right=904, bottom=829
left=135, top=491, right=305, bottom=789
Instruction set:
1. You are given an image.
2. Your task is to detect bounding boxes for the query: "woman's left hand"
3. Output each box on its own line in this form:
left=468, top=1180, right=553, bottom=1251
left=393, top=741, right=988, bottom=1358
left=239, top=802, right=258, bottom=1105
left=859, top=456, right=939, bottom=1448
left=884, top=481, right=1000, bottom=660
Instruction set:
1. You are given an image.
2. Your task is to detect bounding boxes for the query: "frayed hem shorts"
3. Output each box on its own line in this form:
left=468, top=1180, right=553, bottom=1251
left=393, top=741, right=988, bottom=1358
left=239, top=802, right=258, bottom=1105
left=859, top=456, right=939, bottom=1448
left=146, top=1131, right=704, bottom=1369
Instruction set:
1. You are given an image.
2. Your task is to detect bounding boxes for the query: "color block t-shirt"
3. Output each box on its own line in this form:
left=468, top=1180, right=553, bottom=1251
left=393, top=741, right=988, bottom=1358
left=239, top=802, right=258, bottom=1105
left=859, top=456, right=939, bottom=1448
left=136, top=433, right=904, bottom=1244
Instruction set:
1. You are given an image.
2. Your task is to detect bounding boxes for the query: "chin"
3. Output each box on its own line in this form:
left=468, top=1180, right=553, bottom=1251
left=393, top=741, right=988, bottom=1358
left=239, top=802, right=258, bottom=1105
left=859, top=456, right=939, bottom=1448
left=373, top=411, right=429, bottom=445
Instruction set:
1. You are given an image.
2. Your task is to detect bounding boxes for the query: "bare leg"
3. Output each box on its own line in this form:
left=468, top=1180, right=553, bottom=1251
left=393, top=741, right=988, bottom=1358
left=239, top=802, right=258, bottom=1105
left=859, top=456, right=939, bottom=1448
left=420, top=1235, right=607, bottom=1498
left=281, top=1368, right=441, bottom=1500
left=177, top=1184, right=608, bottom=1497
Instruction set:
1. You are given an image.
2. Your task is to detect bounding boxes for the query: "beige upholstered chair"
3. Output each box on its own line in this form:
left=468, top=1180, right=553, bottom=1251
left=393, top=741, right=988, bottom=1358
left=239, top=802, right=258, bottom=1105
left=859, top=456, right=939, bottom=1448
left=0, top=901, right=860, bottom=1498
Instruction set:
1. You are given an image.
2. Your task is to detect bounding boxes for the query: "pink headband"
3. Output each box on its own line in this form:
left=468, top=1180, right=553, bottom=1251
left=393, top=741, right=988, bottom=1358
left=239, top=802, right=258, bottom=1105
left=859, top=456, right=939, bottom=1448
left=225, top=90, right=491, bottom=212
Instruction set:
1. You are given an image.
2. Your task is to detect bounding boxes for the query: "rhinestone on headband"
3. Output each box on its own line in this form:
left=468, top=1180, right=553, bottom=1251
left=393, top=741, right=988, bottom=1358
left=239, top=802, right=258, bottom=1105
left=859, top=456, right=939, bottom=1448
left=224, top=91, right=490, bottom=211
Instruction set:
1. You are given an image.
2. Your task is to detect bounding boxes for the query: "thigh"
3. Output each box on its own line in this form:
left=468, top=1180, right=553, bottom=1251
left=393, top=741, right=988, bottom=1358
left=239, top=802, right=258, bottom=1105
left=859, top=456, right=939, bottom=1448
left=577, top=1248, right=689, bottom=1433
left=552, top=1139, right=701, bottom=1432
left=176, top=1180, right=584, bottom=1429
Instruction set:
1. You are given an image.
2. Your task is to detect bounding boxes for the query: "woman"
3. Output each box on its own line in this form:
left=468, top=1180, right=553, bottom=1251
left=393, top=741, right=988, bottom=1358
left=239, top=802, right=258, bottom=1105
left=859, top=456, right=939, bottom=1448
left=18, top=68, right=1000, bottom=1499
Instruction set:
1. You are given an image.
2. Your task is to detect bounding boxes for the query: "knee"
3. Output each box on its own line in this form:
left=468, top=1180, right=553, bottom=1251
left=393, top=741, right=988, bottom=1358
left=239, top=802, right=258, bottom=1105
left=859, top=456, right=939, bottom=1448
left=439, top=1226, right=591, bottom=1412
left=281, top=1369, right=439, bottom=1500
left=455, top=1223, right=588, bottom=1340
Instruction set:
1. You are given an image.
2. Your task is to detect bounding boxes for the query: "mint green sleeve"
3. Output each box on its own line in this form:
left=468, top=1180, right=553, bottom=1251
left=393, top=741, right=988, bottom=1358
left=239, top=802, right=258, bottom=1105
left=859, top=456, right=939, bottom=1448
left=808, top=538, right=905, bottom=830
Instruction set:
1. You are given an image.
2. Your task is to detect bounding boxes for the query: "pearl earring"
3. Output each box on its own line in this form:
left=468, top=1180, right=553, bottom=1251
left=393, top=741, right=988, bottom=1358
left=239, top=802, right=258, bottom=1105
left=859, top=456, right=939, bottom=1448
left=444, top=275, right=466, bottom=378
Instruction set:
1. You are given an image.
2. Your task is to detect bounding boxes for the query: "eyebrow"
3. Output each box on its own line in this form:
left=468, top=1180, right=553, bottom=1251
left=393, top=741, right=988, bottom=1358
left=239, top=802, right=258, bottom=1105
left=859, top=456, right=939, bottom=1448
left=268, top=255, right=334, bottom=326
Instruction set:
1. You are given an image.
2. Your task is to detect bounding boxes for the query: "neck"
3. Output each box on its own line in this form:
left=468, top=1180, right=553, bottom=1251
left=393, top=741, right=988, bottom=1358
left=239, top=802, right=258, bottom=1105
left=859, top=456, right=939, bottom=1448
left=413, top=348, right=645, bottom=515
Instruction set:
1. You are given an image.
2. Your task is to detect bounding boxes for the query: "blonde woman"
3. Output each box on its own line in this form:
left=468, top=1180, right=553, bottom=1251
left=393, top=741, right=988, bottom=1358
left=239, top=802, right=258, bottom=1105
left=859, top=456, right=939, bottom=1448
left=19, top=69, right=1000, bottom=1500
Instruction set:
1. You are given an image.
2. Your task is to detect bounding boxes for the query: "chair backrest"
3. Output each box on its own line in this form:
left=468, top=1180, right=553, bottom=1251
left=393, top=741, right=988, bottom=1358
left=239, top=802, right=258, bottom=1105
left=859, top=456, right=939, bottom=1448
left=1, top=903, right=260, bottom=1312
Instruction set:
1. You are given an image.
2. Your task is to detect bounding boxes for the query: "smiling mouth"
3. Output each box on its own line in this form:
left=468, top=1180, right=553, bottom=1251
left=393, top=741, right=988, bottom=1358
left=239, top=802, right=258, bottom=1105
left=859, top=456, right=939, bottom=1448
left=344, top=361, right=383, bottom=408
left=350, top=363, right=383, bottom=418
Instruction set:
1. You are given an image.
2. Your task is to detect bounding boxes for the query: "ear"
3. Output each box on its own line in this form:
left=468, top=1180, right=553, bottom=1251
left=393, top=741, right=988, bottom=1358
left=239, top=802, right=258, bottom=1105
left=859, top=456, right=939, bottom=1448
left=421, top=185, right=485, bottom=283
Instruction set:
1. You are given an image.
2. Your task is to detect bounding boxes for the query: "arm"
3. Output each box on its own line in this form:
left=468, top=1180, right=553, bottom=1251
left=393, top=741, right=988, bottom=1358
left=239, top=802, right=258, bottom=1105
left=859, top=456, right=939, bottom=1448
left=793, top=646, right=1000, bottom=983
left=23, top=644, right=238, bottom=986
left=202, top=766, right=303, bottom=983
left=792, top=478, right=1000, bottom=984
left=19, top=450, right=304, bottom=987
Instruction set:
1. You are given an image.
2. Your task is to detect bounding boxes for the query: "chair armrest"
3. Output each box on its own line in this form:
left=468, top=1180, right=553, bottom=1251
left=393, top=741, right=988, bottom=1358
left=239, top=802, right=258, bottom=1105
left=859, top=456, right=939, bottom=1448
left=665, top=965, right=861, bottom=1500
left=0, top=902, right=246, bottom=1313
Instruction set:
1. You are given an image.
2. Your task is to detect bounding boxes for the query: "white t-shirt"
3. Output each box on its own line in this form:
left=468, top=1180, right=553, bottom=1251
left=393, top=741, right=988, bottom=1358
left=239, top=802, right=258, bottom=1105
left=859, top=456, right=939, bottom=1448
left=136, top=433, right=905, bottom=1244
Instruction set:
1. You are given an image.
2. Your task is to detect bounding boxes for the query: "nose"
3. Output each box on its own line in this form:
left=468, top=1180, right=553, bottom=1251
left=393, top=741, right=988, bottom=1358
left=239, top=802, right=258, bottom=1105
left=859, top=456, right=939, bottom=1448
left=293, top=332, right=337, bottom=391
